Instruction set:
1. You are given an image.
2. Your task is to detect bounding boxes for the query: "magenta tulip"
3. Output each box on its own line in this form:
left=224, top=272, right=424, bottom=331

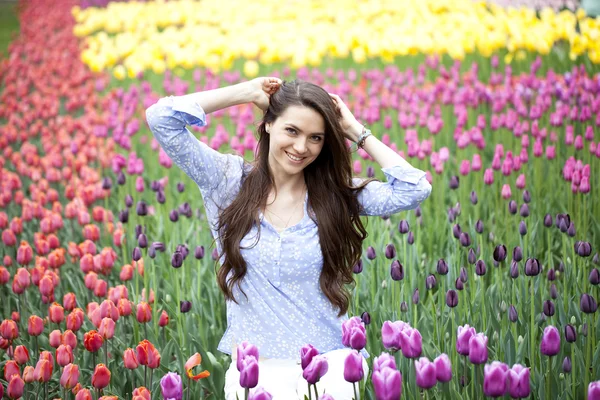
left=540, top=326, right=561, bottom=356
left=302, top=355, right=328, bottom=385
left=236, top=341, right=259, bottom=372
left=300, top=344, right=319, bottom=370
left=239, top=355, right=259, bottom=389
left=381, top=320, right=409, bottom=351
left=343, top=350, right=364, bottom=383
left=372, top=366, right=402, bottom=400
left=456, top=325, right=476, bottom=356
left=483, top=361, right=509, bottom=397
left=508, top=364, right=531, bottom=398
left=468, top=333, right=488, bottom=364
left=373, top=353, right=397, bottom=372
left=398, top=327, right=422, bottom=358
left=433, top=353, right=452, bottom=382
left=415, top=357, right=437, bottom=389
left=589, top=381, right=600, bottom=400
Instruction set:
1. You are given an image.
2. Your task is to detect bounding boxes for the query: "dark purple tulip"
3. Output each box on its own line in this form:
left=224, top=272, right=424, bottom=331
left=118, top=209, right=129, bottom=223
left=513, top=246, right=523, bottom=262
left=550, top=284, right=558, bottom=299
left=390, top=261, right=403, bottom=281
left=385, top=244, right=396, bottom=259
left=470, top=191, right=478, bottom=205
left=525, top=258, right=540, bottom=276
left=132, top=247, right=142, bottom=262
left=580, top=294, right=598, bottom=314
left=564, top=324, right=577, bottom=343
left=426, top=274, right=437, bottom=290
left=522, top=190, right=531, bottom=203
left=567, top=222, right=576, bottom=237
left=543, top=300, right=555, bottom=317
left=169, top=210, right=179, bottom=222
left=150, top=180, right=160, bottom=192
left=367, top=166, right=375, bottom=178
left=415, top=206, right=422, bottom=218
left=407, top=232, right=415, bottom=245
left=546, top=267, right=556, bottom=280
left=437, top=259, right=448, bottom=275
left=153, top=242, right=165, bottom=252
left=589, top=269, right=600, bottom=285
left=593, top=253, right=600, bottom=264
left=300, top=344, right=319, bottom=370
left=493, top=245, right=507, bottom=262
left=372, top=366, right=402, bottom=400
left=136, top=201, right=148, bottom=216
left=540, top=325, right=561, bottom=356
left=558, top=216, right=569, bottom=232
left=302, top=355, right=328, bottom=384
left=412, top=288, right=420, bottom=304
left=239, top=355, right=259, bottom=388
left=475, top=260, right=486, bottom=276
left=366, top=246, right=376, bottom=260
left=156, top=190, right=166, bottom=204
left=194, top=246, right=205, bottom=259
left=562, top=356, right=572, bottom=373
left=353, top=259, right=363, bottom=274
left=459, top=232, right=471, bottom=247
left=510, top=260, right=519, bottom=279
left=448, top=209, right=456, bottom=223
left=520, top=204, right=529, bottom=218
left=343, top=351, right=364, bottom=383
left=468, top=248, right=476, bottom=265
left=508, top=200, right=517, bottom=215
left=180, top=301, right=191, bottom=313
left=519, top=221, right=527, bottom=236
left=361, top=311, right=371, bottom=326
left=138, top=233, right=148, bottom=249
left=398, top=220, right=409, bottom=234
left=577, top=242, right=592, bottom=257
left=102, top=177, right=112, bottom=190
left=449, top=175, right=460, bottom=190
left=475, top=219, right=484, bottom=234
left=117, top=171, right=126, bottom=185
left=581, top=323, right=588, bottom=337
left=135, top=224, right=144, bottom=238
left=400, top=301, right=408, bottom=312
left=509, top=305, right=518, bottom=322
left=446, top=290, right=458, bottom=308
left=171, top=251, right=183, bottom=268
left=507, top=364, right=530, bottom=398
left=177, top=182, right=185, bottom=193
left=483, top=361, right=509, bottom=397
left=460, top=267, right=468, bottom=283
left=180, top=203, right=193, bottom=218
left=124, top=194, right=134, bottom=208
left=455, top=278, right=464, bottom=291
left=176, top=244, right=189, bottom=259
left=558, top=262, right=565, bottom=273
left=543, top=214, right=553, bottom=227
left=148, top=245, right=156, bottom=259
left=452, top=224, right=462, bottom=239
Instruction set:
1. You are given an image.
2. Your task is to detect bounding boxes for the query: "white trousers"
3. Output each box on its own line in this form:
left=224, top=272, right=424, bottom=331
left=224, top=348, right=369, bottom=400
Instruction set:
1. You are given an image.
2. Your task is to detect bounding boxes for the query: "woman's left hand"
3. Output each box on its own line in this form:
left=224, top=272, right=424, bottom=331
left=329, top=93, right=363, bottom=142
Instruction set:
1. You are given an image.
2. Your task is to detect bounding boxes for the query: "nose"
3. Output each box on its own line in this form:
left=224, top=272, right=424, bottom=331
left=293, top=138, right=308, bottom=155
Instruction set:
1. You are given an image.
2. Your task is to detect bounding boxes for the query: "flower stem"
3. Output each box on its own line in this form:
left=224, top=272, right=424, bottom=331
left=353, top=382, right=358, bottom=400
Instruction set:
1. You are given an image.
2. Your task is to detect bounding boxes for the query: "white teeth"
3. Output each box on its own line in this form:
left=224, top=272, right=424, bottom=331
left=286, top=152, right=304, bottom=161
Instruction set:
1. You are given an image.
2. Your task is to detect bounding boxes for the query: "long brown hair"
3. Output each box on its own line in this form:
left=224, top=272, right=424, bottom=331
left=214, top=80, right=377, bottom=317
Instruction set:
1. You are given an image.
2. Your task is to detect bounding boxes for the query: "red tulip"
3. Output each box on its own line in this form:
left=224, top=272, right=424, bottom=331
left=98, top=317, right=115, bottom=340
left=84, top=330, right=103, bottom=353
left=119, top=264, right=133, bottom=281
left=0, top=319, right=19, bottom=340
left=123, top=348, right=139, bottom=369
left=7, top=375, right=25, bottom=399
left=39, top=350, right=54, bottom=364
left=48, top=302, right=65, bottom=324
left=158, top=310, right=169, bottom=327
left=4, top=360, right=20, bottom=381
left=60, top=363, right=80, bottom=389
left=11, top=311, right=20, bottom=322
left=91, top=363, right=111, bottom=389
left=56, top=344, right=74, bottom=367
left=33, top=358, right=53, bottom=382
left=28, top=315, right=44, bottom=336
left=136, top=302, right=152, bottom=323
left=12, top=268, right=30, bottom=295
left=13, top=345, right=29, bottom=365
left=136, top=340, right=161, bottom=368
left=49, top=329, right=63, bottom=348
left=2, top=229, right=17, bottom=247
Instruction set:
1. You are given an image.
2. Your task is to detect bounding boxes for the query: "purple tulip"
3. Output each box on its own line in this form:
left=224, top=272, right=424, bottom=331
left=343, top=350, right=364, bottom=383
left=415, top=357, right=437, bottom=389
left=446, top=290, right=458, bottom=308
left=589, top=381, right=600, bottom=400
left=398, top=220, right=409, bottom=234
left=509, top=305, right=518, bottom=323
left=513, top=246, right=523, bottom=262
left=412, top=288, right=420, bottom=304
left=302, top=355, right=328, bottom=384
left=236, top=342, right=260, bottom=371
left=372, top=366, right=402, bottom=400
left=361, top=311, right=371, bottom=325
left=564, top=324, right=577, bottom=342
left=390, top=260, right=403, bottom=281
left=300, top=344, right=319, bottom=370
left=493, top=245, right=507, bottom=262
left=459, top=232, right=471, bottom=247
left=590, top=269, right=600, bottom=285
left=475, top=260, right=486, bottom=276
left=540, top=325, right=561, bottom=356
left=457, top=325, right=476, bottom=356
left=483, top=361, right=509, bottom=397
left=194, top=246, right=205, bottom=259
left=160, top=372, right=183, bottom=400
left=468, top=333, right=488, bottom=364
left=433, top=353, right=452, bottom=382
left=426, top=274, right=437, bottom=290
left=475, top=219, right=484, bottom=234
left=407, top=231, right=415, bottom=245
left=239, top=355, right=259, bottom=389
left=124, top=194, right=134, bottom=208
left=507, top=364, right=530, bottom=398
left=580, top=293, right=598, bottom=314
left=437, top=259, right=448, bottom=275
left=385, top=244, right=396, bottom=259
left=366, top=246, right=377, bottom=260
left=248, top=386, right=272, bottom=400
left=563, top=356, right=572, bottom=373
left=524, top=258, right=540, bottom=276
left=398, top=327, right=423, bottom=358
left=373, top=353, right=397, bottom=372
left=381, top=320, right=409, bottom=351
left=353, top=259, right=363, bottom=274
left=341, top=317, right=366, bottom=351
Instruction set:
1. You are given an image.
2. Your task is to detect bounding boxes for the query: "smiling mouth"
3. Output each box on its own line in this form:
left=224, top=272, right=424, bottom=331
left=286, top=152, right=306, bottom=162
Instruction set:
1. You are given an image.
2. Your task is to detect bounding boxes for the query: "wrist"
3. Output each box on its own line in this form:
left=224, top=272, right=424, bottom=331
left=349, top=122, right=364, bottom=142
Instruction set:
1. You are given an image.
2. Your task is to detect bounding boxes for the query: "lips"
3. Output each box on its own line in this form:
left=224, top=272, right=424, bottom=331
left=286, top=151, right=305, bottom=162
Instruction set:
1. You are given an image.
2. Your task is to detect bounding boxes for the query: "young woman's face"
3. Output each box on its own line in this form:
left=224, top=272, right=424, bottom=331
left=266, top=105, right=326, bottom=178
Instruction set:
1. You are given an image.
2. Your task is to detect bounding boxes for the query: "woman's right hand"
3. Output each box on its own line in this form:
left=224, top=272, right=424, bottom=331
left=248, top=77, right=282, bottom=111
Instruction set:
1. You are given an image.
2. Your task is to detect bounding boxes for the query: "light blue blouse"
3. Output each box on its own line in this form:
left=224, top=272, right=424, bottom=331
left=145, top=95, right=432, bottom=361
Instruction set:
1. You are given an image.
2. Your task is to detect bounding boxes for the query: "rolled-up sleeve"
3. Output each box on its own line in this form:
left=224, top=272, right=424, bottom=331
left=354, top=162, right=432, bottom=216
left=145, top=96, right=244, bottom=210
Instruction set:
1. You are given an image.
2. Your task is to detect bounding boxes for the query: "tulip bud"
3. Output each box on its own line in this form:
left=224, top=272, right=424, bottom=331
left=519, top=221, right=527, bottom=236
left=467, top=248, right=476, bottom=265
left=475, top=260, right=486, bottom=276
left=493, top=245, right=507, bottom=262
left=470, top=191, right=478, bottom=205
left=400, top=301, right=408, bottom=312
left=194, top=246, right=205, bottom=259
left=446, top=290, right=458, bottom=308
left=460, top=267, right=468, bottom=283
left=138, top=234, right=147, bottom=249
left=91, top=363, right=111, bottom=389
left=543, top=300, right=555, bottom=317
left=550, top=284, right=558, bottom=299
left=508, top=200, right=517, bottom=214
left=509, top=305, right=518, bottom=322
left=407, top=232, right=415, bottom=245
left=540, top=325, right=561, bottom=356
left=580, top=293, right=598, bottom=314
left=360, top=312, right=371, bottom=325
left=520, top=204, right=530, bottom=218
left=562, top=356, right=572, bottom=373
left=543, top=214, right=553, bottom=227
left=123, top=348, right=139, bottom=369
left=525, top=258, right=540, bottom=276
left=385, top=244, right=396, bottom=259
left=353, top=259, right=363, bottom=274
left=459, top=232, right=471, bottom=247
left=390, top=261, right=403, bottom=281
left=547, top=268, right=556, bottom=281
left=169, top=210, right=179, bottom=222
left=180, top=301, right=191, bottom=313
left=475, top=220, right=484, bottom=234
left=455, top=278, right=464, bottom=291
left=564, top=324, right=577, bottom=342
left=171, top=251, right=183, bottom=268
left=522, top=190, right=531, bottom=203
left=436, top=259, right=448, bottom=275
left=567, top=222, right=576, bottom=237
left=412, top=288, right=420, bottom=304
left=398, top=220, right=409, bottom=234
left=426, top=274, right=437, bottom=290
left=136, top=201, right=148, bottom=216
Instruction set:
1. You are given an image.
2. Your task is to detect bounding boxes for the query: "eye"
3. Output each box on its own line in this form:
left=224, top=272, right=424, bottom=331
left=311, top=136, right=323, bottom=142
left=286, top=127, right=297, bottom=135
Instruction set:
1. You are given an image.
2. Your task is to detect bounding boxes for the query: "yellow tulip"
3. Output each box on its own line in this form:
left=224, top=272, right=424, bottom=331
left=243, top=60, right=259, bottom=78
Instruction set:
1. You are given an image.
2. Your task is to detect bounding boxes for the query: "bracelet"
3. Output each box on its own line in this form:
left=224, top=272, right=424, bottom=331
left=356, top=125, right=372, bottom=149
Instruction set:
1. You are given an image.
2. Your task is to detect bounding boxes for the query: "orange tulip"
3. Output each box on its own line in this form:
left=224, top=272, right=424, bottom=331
left=22, top=365, right=35, bottom=383
left=184, top=352, right=211, bottom=381
left=3, top=360, right=20, bottom=381
left=33, top=358, right=52, bottom=382
left=136, top=340, right=161, bottom=368
left=60, top=363, right=80, bottom=389
left=7, top=375, right=25, bottom=399
left=66, top=309, right=84, bottom=332
left=28, top=315, right=44, bottom=336
left=56, top=344, right=74, bottom=367
left=10, top=311, right=19, bottom=322
left=91, top=363, right=110, bottom=389
left=123, top=348, right=139, bottom=369
left=84, top=330, right=103, bottom=353
left=99, top=299, right=119, bottom=321
left=48, top=302, right=65, bottom=324
left=99, top=396, right=118, bottom=400
left=13, top=345, right=29, bottom=365
left=132, top=387, right=151, bottom=400
left=136, top=302, right=151, bottom=324
left=117, top=298, right=132, bottom=317
left=39, top=350, right=54, bottom=364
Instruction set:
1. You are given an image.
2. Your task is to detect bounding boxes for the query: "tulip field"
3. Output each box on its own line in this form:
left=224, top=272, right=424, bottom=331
left=1, top=0, right=600, bottom=399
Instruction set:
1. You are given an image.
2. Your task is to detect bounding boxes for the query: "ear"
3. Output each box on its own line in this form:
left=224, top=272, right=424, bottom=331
left=265, top=123, right=271, bottom=134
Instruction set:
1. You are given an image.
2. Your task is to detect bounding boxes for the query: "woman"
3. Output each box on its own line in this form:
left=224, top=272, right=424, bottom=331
left=146, top=77, right=432, bottom=399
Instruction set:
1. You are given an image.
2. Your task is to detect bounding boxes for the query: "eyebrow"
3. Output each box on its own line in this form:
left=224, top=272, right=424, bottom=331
left=286, top=123, right=325, bottom=136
